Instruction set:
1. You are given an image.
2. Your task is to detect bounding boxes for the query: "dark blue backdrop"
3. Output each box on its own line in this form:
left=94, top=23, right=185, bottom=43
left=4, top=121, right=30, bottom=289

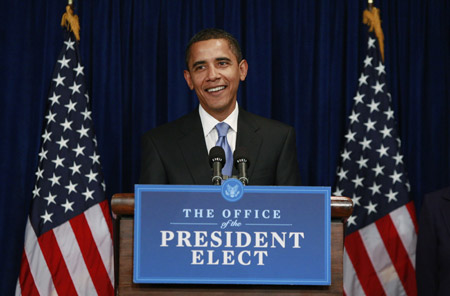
left=0, top=0, right=448, bottom=294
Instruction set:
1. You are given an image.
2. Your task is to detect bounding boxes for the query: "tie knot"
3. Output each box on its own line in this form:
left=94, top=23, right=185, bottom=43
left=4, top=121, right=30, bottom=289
left=216, top=122, right=230, bottom=137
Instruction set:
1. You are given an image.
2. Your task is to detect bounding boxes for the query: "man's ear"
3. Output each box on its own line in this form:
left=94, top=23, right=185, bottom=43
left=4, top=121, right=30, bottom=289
left=183, top=70, right=194, bottom=90
left=239, top=59, right=248, bottom=81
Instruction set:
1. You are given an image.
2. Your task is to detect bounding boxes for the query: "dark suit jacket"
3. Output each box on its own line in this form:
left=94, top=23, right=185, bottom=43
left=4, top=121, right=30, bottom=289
left=416, top=187, right=450, bottom=296
left=139, top=107, right=301, bottom=185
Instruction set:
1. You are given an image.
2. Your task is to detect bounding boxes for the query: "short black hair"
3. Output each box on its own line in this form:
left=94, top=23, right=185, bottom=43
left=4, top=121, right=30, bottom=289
left=185, top=28, right=243, bottom=69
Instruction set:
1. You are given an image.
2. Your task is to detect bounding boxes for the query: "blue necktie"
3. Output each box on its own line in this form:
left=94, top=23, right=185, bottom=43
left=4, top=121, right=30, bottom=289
left=215, top=122, right=233, bottom=176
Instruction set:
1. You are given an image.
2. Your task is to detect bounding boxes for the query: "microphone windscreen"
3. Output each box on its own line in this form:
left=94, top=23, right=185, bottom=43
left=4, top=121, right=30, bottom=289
left=209, top=146, right=226, bottom=167
left=233, top=147, right=250, bottom=168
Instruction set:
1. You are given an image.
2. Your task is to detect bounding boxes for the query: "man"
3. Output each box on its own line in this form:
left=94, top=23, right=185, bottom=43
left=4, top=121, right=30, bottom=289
left=139, top=28, right=301, bottom=185
left=416, top=187, right=450, bottom=295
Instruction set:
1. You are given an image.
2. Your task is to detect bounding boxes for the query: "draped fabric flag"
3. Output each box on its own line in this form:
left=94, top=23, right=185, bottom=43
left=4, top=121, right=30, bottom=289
left=334, top=8, right=417, bottom=296
left=16, top=7, right=114, bottom=296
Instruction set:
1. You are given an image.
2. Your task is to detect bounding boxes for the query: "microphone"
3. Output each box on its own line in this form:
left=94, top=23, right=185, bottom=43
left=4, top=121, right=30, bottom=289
left=234, top=147, right=250, bottom=185
left=209, top=146, right=226, bottom=185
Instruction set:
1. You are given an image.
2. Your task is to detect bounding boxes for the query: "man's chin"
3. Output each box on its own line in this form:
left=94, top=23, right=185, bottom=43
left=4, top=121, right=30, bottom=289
left=202, top=102, right=235, bottom=120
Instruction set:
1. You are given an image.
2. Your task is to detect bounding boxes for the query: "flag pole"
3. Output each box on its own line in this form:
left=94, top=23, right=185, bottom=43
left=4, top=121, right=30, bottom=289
left=368, top=0, right=373, bottom=11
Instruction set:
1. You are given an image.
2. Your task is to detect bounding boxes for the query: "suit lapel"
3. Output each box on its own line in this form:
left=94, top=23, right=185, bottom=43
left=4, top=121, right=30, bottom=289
left=176, top=107, right=263, bottom=183
left=177, top=110, right=211, bottom=184
left=236, top=108, right=262, bottom=178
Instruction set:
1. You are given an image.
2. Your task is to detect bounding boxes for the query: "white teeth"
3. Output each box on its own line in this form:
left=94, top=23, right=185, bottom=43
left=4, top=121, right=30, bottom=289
left=207, top=86, right=225, bottom=92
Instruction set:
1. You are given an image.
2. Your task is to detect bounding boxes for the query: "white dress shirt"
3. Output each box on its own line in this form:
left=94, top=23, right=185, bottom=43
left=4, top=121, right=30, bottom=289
left=199, top=103, right=238, bottom=155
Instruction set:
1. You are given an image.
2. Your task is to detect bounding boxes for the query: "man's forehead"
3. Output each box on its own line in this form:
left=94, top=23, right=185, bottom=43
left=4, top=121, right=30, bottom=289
left=188, top=39, right=236, bottom=63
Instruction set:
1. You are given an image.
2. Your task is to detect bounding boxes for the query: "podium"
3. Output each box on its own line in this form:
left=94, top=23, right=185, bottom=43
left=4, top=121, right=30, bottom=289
left=111, top=193, right=352, bottom=295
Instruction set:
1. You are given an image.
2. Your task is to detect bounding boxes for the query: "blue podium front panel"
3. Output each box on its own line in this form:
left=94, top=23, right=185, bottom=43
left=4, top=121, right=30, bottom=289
left=134, top=181, right=330, bottom=285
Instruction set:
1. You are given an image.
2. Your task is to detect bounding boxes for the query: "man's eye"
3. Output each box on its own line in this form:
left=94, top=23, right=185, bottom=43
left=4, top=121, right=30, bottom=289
left=218, top=61, right=228, bottom=66
left=194, top=65, right=205, bottom=71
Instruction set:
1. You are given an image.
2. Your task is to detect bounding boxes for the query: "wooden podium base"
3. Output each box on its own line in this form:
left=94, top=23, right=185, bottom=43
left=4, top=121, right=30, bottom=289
left=112, top=194, right=352, bottom=295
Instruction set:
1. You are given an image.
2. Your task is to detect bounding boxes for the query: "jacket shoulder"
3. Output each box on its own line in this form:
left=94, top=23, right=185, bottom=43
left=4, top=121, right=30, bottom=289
left=142, top=109, right=199, bottom=140
left=240, top=109, right=294, bottom=131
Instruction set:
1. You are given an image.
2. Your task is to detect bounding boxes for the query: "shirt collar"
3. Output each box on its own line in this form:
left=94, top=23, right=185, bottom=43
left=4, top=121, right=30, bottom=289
left=199, top=103, right=239, bottom=137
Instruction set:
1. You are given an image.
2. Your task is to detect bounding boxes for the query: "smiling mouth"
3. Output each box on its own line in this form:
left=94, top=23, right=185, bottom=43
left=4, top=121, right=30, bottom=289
left=206, top=86, right=226, bottom=93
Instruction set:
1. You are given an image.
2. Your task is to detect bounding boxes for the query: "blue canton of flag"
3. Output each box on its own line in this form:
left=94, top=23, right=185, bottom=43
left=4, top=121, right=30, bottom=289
left=30, top=35, right=105, bottom=235
left=334, top=26, right=417, bottom=295
left=16, top=30, right=114, bottom=296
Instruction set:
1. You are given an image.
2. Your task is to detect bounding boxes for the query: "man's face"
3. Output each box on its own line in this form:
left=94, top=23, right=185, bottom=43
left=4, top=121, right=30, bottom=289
left=184, top=38, right=248, bottom=121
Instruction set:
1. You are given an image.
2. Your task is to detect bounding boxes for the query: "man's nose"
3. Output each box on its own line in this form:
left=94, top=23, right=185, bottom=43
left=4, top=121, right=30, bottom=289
left=207, top=66, right=219, bottom=80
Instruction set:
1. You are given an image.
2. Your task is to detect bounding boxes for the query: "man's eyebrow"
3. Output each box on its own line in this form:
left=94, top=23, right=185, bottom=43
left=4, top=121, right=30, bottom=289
left=191, top=57, right=232, bottom=69
left=192, top=60, right=206, bottom=68
left=216, top=57, right=232, bottom=62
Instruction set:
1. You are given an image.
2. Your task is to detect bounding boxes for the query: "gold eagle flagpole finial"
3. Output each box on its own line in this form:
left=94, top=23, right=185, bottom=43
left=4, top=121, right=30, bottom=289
left=61, top=0, right=80, bottom=41
left=363, top=1, right=385, bottom=62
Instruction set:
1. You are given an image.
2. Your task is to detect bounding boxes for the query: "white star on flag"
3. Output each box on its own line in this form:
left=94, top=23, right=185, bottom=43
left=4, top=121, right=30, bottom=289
left=375, top=62, right=386, bottom=75
left=35, top=167, right=44, bottom=180
left=389, top=170, right=403, bottom=184
left=376, top=144, right=390, bottom=158
left=57, top=55, right=70, bottom=69
left=69, top=81, right=81, bottom=95
left=64, top=99, right=77, bottom=112
left=368, top=181, right=382, bottom=195
left=364, top=201, right=378, bottom=215
left=53, top=73, right=66, bottom=87
left=349, top=110, right=360, bottom=123
left=337, top=167, right=348, bottom=181
left=60, top=118, right=73, bottom=131
left=347, top=215, right=357, bottom=227
left=45, top=111, right=57, bottom=123
left=42, top=130, right=52, bottom=143
left=48, top=92, right=61, bottom=106
left=40, top=210, right=53, bottom=224
left=359, top=137, right=372, bottom=150
left=65, top=181, right=78, bottom=194
left=51, top=155, right=65, bottom=168
left=385, top=189, right=399, bottom=203
left=74, top=63, right=84, bottom=76
left=48, top=173, right=61, bottom=187
left=356, top=156, right=369, bottom=169
left=367, top=99, right=380, bottom=113
left=43, top=193, right=57, bottom=206
left=345, top=130, right=357, bottom=143
left=363, top=118, right=377, bottom=132
left=363, top=55, right=373, bottom=67
left=55, top=136, right=69, bottom=149
left=371, top=81, right=385, bottom=94
left=82, top=188, right=95, bottom=201
left=61, top=199, right=75, bottom=213
left=85, top=170, right=98, bottom=183
left=372, top=163, right=385, bottom=176
left=68, top=161, right=82, bottom=175
left=358, top=75, right=369, bottom=87
left=64, top=39, right=75, bottom=50
left=351, top=174, right=364, bottom=188
left=76, top=125, right=89, bottom=139
left=351, top=194, right=361, bottom=206
left=379, top=125, right=392, bottom=139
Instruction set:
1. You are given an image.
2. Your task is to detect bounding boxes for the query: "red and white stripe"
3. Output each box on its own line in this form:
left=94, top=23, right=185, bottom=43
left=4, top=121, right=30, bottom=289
left=343, top=201, right=417, bottom=296
left=16, top=200, right=114, bottom=296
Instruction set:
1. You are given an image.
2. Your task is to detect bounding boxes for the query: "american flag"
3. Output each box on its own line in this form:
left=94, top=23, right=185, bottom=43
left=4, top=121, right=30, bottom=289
left=334, top=12, right=418, bottom=296
left=16, top=30, right=114, bottom=295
